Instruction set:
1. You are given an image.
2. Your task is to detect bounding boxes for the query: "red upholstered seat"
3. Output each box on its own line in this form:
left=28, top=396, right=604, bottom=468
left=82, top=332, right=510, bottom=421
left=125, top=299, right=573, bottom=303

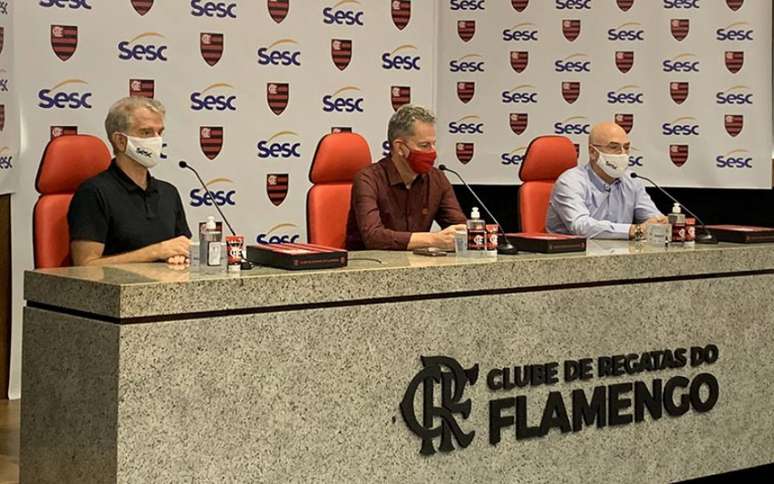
left=34, top=135, right=111, bottom=268
left=518, top=135, right=578, bottom=233
left=307, top=132, right=372, bottom=249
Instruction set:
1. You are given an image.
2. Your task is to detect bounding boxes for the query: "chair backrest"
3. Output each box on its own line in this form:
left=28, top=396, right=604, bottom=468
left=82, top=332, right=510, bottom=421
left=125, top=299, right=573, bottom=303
left=518, top=135, right=577, bottom=233
left=34, top=135, right=111, bottom=268
left=307, top=132, right=372, bottom=248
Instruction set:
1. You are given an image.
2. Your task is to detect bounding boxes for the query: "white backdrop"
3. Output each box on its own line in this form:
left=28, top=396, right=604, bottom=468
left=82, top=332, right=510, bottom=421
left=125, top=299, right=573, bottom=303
left=3, top=0, right=773, bottom=398
left=0, top=0, right=16, bottom=194
left=437, top=0, right=772, bottom=188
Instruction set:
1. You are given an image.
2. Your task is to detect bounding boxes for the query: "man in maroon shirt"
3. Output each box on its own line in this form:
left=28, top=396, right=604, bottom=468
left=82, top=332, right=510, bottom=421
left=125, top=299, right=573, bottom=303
left=346, top=105, right=467, bottom=250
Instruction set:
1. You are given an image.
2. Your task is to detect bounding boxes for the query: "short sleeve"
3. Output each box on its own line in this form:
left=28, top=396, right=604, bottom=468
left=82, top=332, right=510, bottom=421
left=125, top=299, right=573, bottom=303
left=67, top=183, right=109, bottom=244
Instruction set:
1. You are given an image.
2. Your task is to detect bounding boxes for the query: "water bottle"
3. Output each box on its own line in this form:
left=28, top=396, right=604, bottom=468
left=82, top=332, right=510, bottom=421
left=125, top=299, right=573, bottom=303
left=200, top=216, right=223, bottom=269
left=466, top=207, right=486, bottom=258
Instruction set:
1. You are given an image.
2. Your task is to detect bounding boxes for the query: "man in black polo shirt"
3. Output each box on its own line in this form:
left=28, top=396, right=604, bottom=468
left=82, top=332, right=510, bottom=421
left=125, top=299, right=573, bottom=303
left=67, top=97, right=191, bottom=266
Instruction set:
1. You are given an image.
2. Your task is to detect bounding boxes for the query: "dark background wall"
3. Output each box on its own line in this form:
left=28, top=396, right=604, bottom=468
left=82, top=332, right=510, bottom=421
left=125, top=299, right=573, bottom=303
left=453, top=185, right=774, bottom=233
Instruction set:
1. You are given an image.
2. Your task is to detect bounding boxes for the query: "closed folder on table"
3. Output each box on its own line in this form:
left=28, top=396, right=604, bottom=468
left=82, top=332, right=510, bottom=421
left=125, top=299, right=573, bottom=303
left=705, top=225, right=774, bottom=243
left=505, top=233, right=587, bottom=253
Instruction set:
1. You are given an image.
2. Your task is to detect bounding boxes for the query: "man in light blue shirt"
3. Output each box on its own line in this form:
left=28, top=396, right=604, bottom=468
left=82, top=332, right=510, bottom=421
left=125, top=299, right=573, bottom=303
left=546, top=122, right=667, bottom=240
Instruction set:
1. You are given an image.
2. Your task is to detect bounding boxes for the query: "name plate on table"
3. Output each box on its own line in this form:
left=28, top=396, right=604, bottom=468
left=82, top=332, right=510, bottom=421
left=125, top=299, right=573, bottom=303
left=505, top=233, right=587, bottom=253
left=705, top=225, right=774, bottom=244
left=246, top=243, right=348, bottom=270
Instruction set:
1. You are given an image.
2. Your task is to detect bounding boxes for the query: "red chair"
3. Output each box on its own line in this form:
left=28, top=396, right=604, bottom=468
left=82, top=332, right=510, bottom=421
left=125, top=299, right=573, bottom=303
left=518, top=135, right=577, bottom=233
left=307, top=132, right=372, bottom=248
left=34, top=135, right=111, bottom=268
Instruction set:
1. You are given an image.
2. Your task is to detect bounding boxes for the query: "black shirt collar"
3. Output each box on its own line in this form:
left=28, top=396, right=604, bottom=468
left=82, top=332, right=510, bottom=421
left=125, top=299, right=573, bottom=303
left=108, top=159, right=158, bottom=193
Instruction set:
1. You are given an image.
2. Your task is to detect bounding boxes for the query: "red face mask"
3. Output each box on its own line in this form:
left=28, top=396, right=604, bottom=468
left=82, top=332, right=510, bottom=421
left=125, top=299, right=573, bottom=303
left=405, top=148, right=436, bottom=174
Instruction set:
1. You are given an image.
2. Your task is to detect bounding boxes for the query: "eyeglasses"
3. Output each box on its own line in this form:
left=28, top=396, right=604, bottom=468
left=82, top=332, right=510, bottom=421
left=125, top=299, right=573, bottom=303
left=592, top=143, right=630, bottom=154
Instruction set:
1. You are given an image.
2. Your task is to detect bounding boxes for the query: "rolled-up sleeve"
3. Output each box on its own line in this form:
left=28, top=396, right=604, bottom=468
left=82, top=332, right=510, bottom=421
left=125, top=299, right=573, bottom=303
left=351, top=172, right=412, bottom=250
left=548, top=177, right=630, bottom=240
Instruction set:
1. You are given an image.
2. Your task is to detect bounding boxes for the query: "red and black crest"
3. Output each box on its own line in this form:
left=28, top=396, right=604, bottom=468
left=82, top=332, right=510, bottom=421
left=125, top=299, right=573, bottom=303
left=50, top=126, right=78, bottom=140
left=562, top=81, right=580, bottom=104
left=267, top=83, right=289, bottom=115
left=671, top=19, right=689, bottom=41
left=457, top=82, right=475, bottom=104
left=510, top=51, right=528, bottom=73
left=615, top=114, right=634, bottom=134
left=267, top=174, right=289, bottom=207
left=200, top=33, right=224, bottom=67
left=511, top=0, right=529, bottom=11
left=670, top=81, right=688, bottom=104
left=331, top=39, right=352, bottom=71
left=131, top=0, right=154, bottom=15
left=268, top=0, right=289, bottom=23
left=615, top=51, right=634, bottom=73
left=724, top=115, right=743, bottom=137
left=0, top=105, right=5, bottom=132
left=456, top=143, right=474, bottom=165
left=726, top=0, right=744, bottom=11
left=725, top=51, right=743, bottom=74
left=331, top=127, right=352, bottom=134
left=669, top=144, right=688, bottom=167
left=510, top=113, right=528, bottom=135
left=457, top=20, right=475, bottom=42
left=616, top=0, right=634, bottom=11
left=0, top=27, right=4, bottom=55
left=51, top=25, right=78, bottom=61
left=391, top=0, right=411, bottom=30
left=200, top=126, right=224, bottom=160
left=391, top=86, right=411, bottom=111
left=129, top=79, right=154, bottom=98
left=562, top=19, right=581, bottom=42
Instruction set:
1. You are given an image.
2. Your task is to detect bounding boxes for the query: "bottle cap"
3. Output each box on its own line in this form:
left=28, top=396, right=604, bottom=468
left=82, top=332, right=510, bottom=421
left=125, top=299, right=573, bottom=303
left=205, top=215, right=216, bottom=230
left=471, top=207, right=480, bottom=219
left=672, top=203, right=681, bottom=214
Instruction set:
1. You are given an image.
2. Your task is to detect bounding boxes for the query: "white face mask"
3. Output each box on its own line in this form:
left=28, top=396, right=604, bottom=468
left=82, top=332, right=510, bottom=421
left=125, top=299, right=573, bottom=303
left=593, top=146, right=629, bottom=179
left=121, top=133, right=163, bottom=169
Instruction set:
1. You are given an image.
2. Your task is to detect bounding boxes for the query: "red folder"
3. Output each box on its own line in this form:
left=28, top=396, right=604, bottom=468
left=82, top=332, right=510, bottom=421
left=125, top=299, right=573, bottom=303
left=246, top=243, right=348, bottom=270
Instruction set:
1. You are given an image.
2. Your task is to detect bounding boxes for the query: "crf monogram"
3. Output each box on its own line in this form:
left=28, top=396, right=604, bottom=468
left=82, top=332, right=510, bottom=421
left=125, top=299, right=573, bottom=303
left=399, top=356, right=478, bottom=456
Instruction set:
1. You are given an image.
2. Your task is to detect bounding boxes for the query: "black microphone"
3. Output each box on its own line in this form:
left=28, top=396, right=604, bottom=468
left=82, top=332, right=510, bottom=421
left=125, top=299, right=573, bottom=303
left=439, top=164, right=519, bottom=255
left=179, top=160, right=255, bottom=269
left=630, top=172, right=717, bottom=244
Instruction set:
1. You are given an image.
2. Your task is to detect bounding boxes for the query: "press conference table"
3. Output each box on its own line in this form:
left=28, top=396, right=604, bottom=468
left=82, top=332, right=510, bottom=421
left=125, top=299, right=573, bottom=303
left=20, top=241, right=774, bottom=483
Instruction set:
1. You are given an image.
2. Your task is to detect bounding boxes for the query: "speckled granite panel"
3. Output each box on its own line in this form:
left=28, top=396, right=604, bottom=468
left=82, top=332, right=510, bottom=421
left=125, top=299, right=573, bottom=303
left=20, top=307, right=120, bottom=484
left=24, top=243, right=774, bottom=319
left=113, top=274, right=774, bottom=483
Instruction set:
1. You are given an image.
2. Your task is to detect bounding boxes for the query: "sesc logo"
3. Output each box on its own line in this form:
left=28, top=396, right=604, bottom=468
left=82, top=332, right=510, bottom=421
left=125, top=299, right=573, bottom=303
left=662, top=53, right=700, bottom=73
left=501, top=146, right=527, bottom=166
left=190, top=0, right=237, bottom=18
left=38, top=80, right=93, bottom=109
left=716, top=22, right=754, bottom=41
left=118, top=33, right=168, bottom=62
left=322, top=86, right=365, bottom=113
left=501, top=84, right=538, bottom=104
left=607, top=85, right=644, bottom=104
left=716, top=149, right=752, bottom=169
left=554, top=53, right=591, bottom=73
left=39, top=0, right=92, bottom=9
left=190, top=83, right=237, bottom=111
left=663, top=0, right=700, bottom=8
left=323, top=0, right=364, bottom=26
left=257, top=131, right=302, bottom=159
left=382, top=45, right=421, bottom=71
left=450, top=0, right=485, bottom=11
left=257, top=223, right=301, bottom=244
left=382, top=140, right=391, bottom=157
left=662, top=117, right=700, bottom=136
left=607, top=22, right=645, bottom=41
left=0, top=147, right=12, bottom=171
left=448, top=115, right=484, bottom=135
left=502, top=23, right=539, bottom=42
left=554, top=116, right=590, bottom=135
left=190, top=177, right=237, bottom=207
left=715, top=85, right=753, bottom=105
left=449, top=54, right=485, bottom=73
left=257, top=39, right=301, bottom=66
left=555, top=0, right=591, bottom=9
left=628, top=147, right=644, bottom=167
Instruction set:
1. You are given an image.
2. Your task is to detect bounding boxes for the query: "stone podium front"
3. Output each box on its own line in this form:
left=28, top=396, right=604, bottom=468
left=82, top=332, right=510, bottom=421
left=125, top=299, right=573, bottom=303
left=20, top=241, right=774, bottom=483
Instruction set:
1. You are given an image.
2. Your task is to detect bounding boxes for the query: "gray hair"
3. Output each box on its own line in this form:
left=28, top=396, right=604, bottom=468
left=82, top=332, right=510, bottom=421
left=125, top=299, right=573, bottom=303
left=104, top=96, right=166, bottom=148
left=387, top=104, right=435, bottom=145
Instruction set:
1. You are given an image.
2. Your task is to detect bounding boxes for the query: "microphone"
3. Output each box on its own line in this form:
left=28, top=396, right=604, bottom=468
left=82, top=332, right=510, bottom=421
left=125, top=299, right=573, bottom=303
left=439, top=164, right=519, bottom=255
left=179, top=160, right=254, bottom=269
left=629, top=172, right=717, bottom=244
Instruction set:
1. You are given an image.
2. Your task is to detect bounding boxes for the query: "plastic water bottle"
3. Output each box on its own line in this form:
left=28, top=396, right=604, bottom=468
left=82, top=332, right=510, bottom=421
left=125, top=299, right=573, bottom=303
left=200, top=216, right=223, bottom=269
